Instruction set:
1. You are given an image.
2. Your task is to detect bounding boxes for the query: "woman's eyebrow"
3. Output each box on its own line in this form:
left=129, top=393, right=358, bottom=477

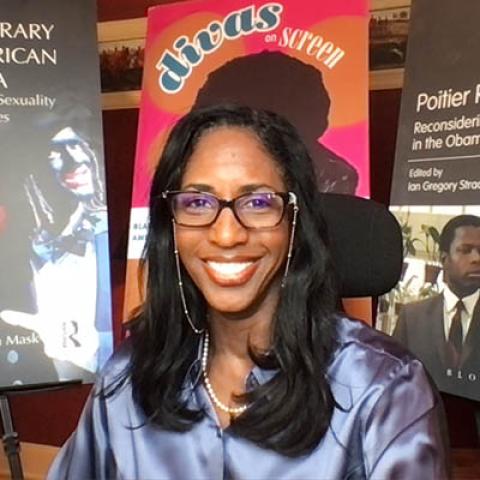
left=238, top=183, right=276, bottom=193
left=181, top=183, right=214, bottom=192
left=180, top=183, right=277, bottom=194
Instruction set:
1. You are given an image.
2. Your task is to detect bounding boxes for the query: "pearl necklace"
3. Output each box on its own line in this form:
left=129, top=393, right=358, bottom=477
left=202, top=332, right=248, bottom=416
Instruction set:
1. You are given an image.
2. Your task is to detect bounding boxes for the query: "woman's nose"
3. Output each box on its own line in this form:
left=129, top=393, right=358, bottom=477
left=208, top=207, right=248, bottom=247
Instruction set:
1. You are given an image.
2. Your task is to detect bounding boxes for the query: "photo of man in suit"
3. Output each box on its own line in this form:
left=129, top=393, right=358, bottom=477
left=394, top=214, right=480, bottom=400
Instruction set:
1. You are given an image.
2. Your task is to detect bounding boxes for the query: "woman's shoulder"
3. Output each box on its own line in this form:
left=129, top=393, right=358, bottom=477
left=327, top=316, right=448, bottom=479
left=329, top=315, right=434, bottom=409
left=334, top=314, right=413, bottom=364
left=96, top=338, right=133, bottom=386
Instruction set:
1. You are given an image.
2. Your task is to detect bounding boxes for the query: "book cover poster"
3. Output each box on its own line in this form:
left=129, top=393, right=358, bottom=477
left=125, top=0, right=370, bottom=314
left=378, top=0, right=480, bottom=401
left=0, top=0, right=113, bottom=387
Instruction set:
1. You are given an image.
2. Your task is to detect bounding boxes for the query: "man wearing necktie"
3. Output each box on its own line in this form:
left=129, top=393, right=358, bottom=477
left=394, top=214, right=480, bottom=401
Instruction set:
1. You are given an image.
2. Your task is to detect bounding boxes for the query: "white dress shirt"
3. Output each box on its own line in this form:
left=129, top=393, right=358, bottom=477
left=443, top=285, right=479, bottom=342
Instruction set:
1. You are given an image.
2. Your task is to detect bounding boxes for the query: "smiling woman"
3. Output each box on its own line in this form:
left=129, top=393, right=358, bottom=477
left=48, top=105, right=449, bottom=479
left=173, top=126, right=292, bottom=320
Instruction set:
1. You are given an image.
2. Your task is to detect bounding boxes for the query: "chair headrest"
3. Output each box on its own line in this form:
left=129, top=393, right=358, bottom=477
left=318, top=193, right=403, bottom=298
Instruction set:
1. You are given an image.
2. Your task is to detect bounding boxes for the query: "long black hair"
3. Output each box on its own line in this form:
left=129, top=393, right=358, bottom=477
left=127, top=104, right=339, bottom=456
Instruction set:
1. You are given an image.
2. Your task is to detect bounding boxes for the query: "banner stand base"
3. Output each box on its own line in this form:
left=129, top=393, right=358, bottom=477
left=0, top=394, right=23, bottom=479
left=0, top=380, right=82, bottom=479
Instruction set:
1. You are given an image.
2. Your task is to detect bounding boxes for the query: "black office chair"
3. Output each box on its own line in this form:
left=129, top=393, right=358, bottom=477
left=318, top=193, right=402, bottom=299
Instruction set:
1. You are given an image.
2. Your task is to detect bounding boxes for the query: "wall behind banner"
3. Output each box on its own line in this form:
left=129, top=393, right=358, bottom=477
left=7, top=0, right=479, bottom=452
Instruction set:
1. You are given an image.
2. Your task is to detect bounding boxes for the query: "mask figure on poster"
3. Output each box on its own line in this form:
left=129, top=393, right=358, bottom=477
left=1, top=126, right=112, bottom=381
left=0, top=180, right=59, bottom=386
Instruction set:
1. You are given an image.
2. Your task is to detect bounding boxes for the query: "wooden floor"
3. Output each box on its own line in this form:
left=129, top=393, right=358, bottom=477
left=0, top=444, right=478, bottom=479
left=0, top=443, right=58, bottom=480
left=452, top=449, right=480, bottom=479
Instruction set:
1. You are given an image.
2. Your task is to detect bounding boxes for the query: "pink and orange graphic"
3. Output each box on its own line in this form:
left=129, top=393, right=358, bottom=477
left=125, top=0, right=369, bottom=314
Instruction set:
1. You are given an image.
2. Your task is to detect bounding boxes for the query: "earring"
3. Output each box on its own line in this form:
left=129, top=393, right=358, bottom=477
left=281, top=192, right=299, bottom=288
left=172, top=219, right=205, bottom=335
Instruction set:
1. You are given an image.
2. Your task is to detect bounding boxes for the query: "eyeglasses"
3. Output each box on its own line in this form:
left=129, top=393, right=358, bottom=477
left=162, top=190, right=298, bottom=229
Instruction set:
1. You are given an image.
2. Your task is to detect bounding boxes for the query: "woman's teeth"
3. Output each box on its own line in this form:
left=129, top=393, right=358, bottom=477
left=206, top=261, right=254, bottom=278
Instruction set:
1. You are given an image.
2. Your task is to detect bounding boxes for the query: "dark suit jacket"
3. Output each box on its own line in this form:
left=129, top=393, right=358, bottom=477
left=393, top=294, right=480, bottom=401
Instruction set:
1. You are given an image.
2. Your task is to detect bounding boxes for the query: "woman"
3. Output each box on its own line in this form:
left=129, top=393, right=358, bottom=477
left=48, top=105, right=448, bottom=479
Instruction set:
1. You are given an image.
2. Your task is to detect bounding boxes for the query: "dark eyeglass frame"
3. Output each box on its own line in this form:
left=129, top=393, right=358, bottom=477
left=161, top=190, right=298, bottom=229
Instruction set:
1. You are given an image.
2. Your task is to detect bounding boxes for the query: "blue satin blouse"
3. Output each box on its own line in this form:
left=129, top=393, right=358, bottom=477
left=48, top=316, right=449, bottom=479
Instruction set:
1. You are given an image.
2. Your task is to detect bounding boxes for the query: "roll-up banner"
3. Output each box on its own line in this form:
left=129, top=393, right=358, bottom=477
left=377, top=0, right=480, bottom=401
left=0, top=0, right=113, bottom=387
left=124, top=0, right=370, bottom=317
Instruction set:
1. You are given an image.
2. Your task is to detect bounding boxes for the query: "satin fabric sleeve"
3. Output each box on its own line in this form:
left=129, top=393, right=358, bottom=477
left=47, top=383, right=116, bottom=479
left=363, top=358, right=450, bottom=479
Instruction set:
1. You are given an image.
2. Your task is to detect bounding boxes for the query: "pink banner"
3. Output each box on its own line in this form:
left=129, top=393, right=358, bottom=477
left=125, top=0, right=369, bottom=311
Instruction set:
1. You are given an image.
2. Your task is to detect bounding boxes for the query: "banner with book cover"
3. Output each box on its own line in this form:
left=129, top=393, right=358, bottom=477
left=0, top=0, right=113, bottom=387
left=377, top=0, right=480, bottom=401
left=125, top=0, right=370, bottom=317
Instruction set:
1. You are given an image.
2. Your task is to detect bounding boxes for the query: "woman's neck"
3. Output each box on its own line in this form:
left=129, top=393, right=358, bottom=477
left=204, top=287, right=280, bottom=428
left=208, top=313, right=272, bottom=361
left=207, top=288, right=279, bottom=361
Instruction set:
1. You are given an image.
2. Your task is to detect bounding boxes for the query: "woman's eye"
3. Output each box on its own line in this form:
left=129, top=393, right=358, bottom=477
left=182, top=195, right=214, bottom=210
left=244, top=195, right=273, bottom=209
left=190, top=198, right=208, bottom=208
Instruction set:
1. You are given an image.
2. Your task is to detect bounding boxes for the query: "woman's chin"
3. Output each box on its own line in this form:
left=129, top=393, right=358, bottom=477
left=202, top=287, right=265, bottom=316
left=199, top=271, right=284, bottom=316
left=206, top=297, right=255, bottom=316
left=203, top=285, right=280, bottom=318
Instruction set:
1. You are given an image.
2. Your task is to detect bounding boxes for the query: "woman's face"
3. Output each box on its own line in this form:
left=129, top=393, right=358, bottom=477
left=176, top=126, right=290, bottom=316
